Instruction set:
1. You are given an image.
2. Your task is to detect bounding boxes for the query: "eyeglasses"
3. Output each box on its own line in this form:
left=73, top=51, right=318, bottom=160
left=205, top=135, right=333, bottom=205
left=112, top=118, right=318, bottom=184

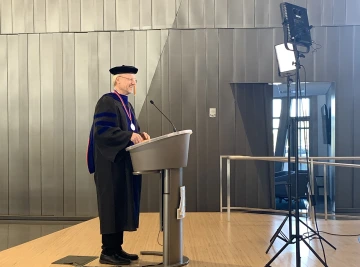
left=119, top=76, right=138, bottom=84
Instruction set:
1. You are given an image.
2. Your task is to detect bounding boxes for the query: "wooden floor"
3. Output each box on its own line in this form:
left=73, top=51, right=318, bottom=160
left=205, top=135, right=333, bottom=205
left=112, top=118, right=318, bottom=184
left=0, top=212, right=359, bottom=267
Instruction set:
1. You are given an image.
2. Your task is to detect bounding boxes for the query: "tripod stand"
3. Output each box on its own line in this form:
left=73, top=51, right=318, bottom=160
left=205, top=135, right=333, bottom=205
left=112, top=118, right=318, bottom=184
left=265, top=45, right=336, bottom=267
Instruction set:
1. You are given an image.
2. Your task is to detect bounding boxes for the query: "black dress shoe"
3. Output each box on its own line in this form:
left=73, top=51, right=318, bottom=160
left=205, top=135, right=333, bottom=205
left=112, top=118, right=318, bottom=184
left=99, top=253, right=131, bottom=265
left=116, top=249, right=139, bottom=261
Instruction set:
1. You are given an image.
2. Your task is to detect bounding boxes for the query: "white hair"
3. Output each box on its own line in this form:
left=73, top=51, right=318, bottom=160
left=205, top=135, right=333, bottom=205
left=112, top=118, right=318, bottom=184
left=112, top=74, right=121, bottom=86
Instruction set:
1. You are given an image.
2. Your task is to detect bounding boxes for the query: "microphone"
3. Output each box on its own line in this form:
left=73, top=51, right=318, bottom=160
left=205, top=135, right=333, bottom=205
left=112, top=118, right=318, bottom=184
left=149, top=100, right=177, bottom=132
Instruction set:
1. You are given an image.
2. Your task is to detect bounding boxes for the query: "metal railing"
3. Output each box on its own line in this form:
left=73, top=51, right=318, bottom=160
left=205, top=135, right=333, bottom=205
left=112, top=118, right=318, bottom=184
left=220, top=156, right=360, bottom=221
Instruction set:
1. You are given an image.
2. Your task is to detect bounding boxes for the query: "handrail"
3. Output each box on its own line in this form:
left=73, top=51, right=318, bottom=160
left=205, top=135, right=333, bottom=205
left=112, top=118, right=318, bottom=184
left=220, top=155, right=360, bottom=221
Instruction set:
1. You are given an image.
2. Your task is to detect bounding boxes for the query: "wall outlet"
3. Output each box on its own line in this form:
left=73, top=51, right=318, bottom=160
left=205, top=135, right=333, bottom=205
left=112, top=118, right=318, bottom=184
left=209, top=108, right=216, bottom=118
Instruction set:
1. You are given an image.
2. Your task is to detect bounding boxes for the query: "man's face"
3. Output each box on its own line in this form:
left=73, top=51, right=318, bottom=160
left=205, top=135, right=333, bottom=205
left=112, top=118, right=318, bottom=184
left=116, top=73, right=137, bottom=95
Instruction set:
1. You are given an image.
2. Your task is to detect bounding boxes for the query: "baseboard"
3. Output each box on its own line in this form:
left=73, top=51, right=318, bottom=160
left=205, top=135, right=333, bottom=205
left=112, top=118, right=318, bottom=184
left=0, top=215, right=94, bottom=222
left=335, top=208, right=360, bottom=213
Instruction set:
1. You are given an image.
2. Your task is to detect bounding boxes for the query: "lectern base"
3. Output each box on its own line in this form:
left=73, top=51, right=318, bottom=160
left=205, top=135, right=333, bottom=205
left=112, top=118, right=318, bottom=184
left=140, top=251, right=189, bottom=267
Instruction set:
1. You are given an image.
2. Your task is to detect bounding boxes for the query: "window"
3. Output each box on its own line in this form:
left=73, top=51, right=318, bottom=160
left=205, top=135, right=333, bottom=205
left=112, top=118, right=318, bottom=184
left=284, top=98, right=310, bottom=171
left=273, top=99, right=282, bottom=153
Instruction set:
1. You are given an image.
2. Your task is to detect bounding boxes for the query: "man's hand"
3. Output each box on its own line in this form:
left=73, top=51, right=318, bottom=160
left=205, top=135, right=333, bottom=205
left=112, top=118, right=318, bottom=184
left=131, top=133, right=144, bottom=144
left=141, top=132, right=151, bottom=140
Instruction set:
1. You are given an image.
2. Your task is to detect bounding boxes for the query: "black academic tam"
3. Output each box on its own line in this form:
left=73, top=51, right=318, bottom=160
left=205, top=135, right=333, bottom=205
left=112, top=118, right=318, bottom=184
left=90, top=93, right=141, bottom=234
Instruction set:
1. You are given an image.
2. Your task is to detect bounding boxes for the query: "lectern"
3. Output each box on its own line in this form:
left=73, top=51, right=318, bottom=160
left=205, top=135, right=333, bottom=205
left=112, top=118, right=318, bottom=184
left=126, top=130, right=192, bottom=267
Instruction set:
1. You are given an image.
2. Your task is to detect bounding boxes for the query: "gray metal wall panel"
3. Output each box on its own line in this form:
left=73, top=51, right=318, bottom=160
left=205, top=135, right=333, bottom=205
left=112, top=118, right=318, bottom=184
left=104, top=0, right=116, bottom=30
left=228, top=0, right=244, bottom=28
left=269, top=0, right=283, bottom=28
left=243, top=0, right=255, bottom=28
left=1, top=0, right=12, bottom=34
left=40, top=34, right=55, bottom=215
left=181, top=30, right=197, bottom=211
left=140, top=0, right=152, bottom=29
left=353, top=27, right=360, bottom=208
left=125, top=31, right=135, bottom=103
left=69, top=0, right=81, bottom=32
left=144, top=65, right=162, bottom=212
left=24, top=0, right=35, bottom=33
left=215, top=0, right=227, bottom=28
left=204, top=0, right=215, bottom=28
left=244, top=29, right=258, bottom=82
left=0, top=225, right=9, bottom=250
left=52, top=33, right=64, bottom=216
left=244, top=85, right=258, bottom=208
left=234, top=85, right=246, bottom=207
left=147, top=31, right=161, bottom=95
left=219, top=30, right=235, bottom=205
left=257, top=29, right=273, bottom=82
left=324, top=27, right=339, bottom=82
left=95, top=0, right=104, bottom=31
left=176, top=0, right=189, bottom=28
left=127, top=32, right=136, bottom=105
left=233, top=29, right=245, bottom=82
left=176, top=0, right=181, bottom=11
left=321, top=0, right=333, bottom=26
left=8, top=35, right=25, bottom=215
left=0, top=36, right=9, bottom=215
left=87, top=32, right=100, bottom=216
left=307, top=0, right=322, bottom=27
left=130, top=0, right=140, bottom=30
left=134, top=31, right=147, bottom=118
left=169, top=30, right=182, bottom=132
left=110, top=31, right=135, bottom=106
left=160, top=31, right=171, bottom=134
left=62, top=33, right=76, bottom=216
left=166, top=0, right=176, bottom=28
left=255, top=0, right=269, bottom=28
left=46, top=0, right=60, bottom=32
left=59, top=0, right=69, bottom=32
left=152, top=0, right=167, bottom=29
left=28, top=34, right=41, bottom=216
left=333, top=0, right=346, bottom=25
left=194, top=29, right=207, bottom=210
left=313, top=27, right=326, bottom=81
left=255, top=84, right=273, bottom=208
left=301, top=45, right=315, bottom=82
left=18, top=34, right=30, bottom=215
left=116, top=0, right=131, bottom=30
left=346, top=0, right=360, bottom=25
left=75, top=33, right=90, bottom=216
left=88, top=32, right=99, bottom=115
left=12, top=0, right=25, bottom=33
left=134, top=31, right=149, bottom=210
left=98, top=32, right=111, bottom=96
left=292, top=0, right=306, bottom=8
left=189, top=0, right=204, bottom=28
left=272, top=27, right=283, bottom=83
left=205, top=29, right=219, bottom=210
left=81, top=0, right=95, bottom=32
left=131, top=0, right=140, bottom=30
left=335, top=27, right=354, bottom=209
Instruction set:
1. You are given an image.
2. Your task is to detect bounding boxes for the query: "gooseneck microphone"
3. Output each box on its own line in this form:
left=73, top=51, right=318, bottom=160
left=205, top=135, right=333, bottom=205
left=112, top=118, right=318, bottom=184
left=149, top=100, right=177, bottom=132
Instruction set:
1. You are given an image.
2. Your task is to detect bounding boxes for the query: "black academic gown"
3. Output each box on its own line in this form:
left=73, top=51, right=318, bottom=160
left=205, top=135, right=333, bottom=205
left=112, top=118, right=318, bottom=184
left=92, top=93, right=142, bottom=234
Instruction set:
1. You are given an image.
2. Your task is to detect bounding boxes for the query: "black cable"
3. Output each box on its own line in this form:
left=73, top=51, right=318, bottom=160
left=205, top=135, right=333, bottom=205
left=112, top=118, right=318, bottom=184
left=157, top=229, right=163, bottom=247
left=311, top=40, right=323, bottom=54
left=299, top=64, right=327, bottom=264
left=319, top=231, right=360, bottom=237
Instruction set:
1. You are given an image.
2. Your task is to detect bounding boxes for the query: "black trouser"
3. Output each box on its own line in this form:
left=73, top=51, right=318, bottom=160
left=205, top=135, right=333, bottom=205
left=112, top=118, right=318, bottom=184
left=101, top=232, right=124, bottom=255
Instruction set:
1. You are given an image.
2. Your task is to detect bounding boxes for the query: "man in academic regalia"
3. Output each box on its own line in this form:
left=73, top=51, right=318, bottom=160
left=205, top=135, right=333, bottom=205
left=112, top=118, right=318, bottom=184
left=87, top=65, right=150, bottom=265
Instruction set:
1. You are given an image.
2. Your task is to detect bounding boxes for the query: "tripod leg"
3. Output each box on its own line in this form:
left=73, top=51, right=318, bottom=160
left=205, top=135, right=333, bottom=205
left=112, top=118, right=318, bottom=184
left=299, top=219, right=336, bottom=250
left=265, top=240, right=291, bottom=267
left=269, top=215, right=289, bottom=243
left=266, top=216, right=289, bottom=254
left=301, top=238, right=328, bottom=267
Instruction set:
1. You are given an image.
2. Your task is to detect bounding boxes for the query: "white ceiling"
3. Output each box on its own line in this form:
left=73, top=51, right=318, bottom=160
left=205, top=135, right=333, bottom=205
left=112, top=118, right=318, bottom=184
left=272, top=82, right=332, bottom=98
